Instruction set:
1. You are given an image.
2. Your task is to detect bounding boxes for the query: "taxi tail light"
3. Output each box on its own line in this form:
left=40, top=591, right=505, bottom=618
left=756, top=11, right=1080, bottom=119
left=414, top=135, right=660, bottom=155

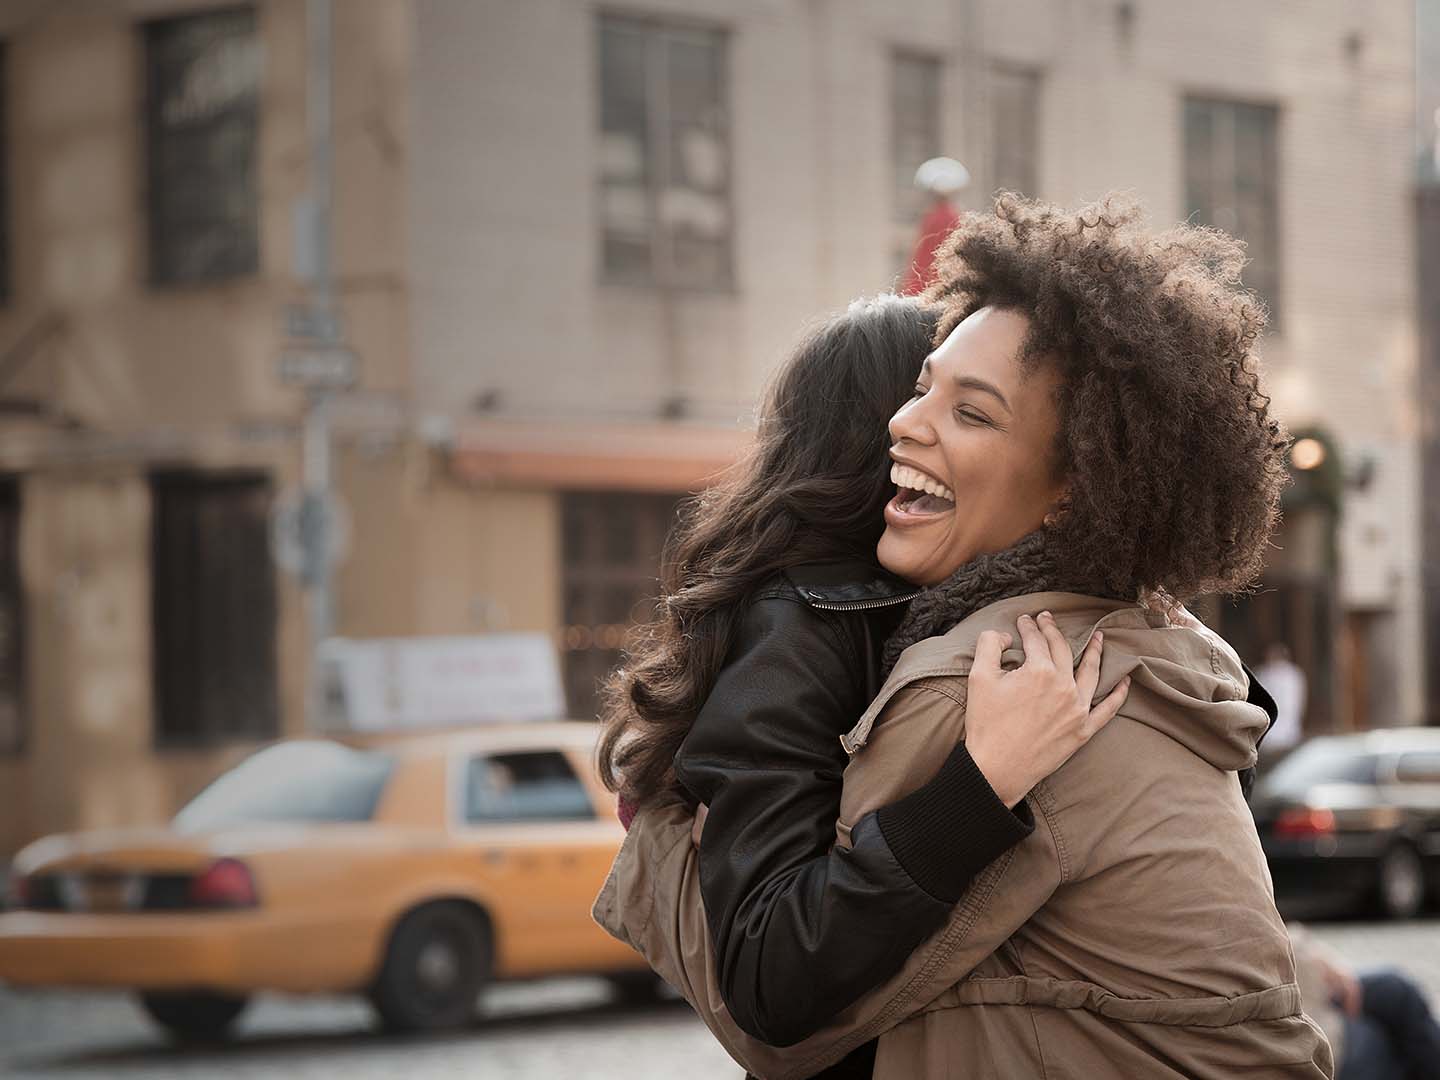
left=187, top=858, right=258, bottom=909
left=1273, top=807, right=1337, bottom=839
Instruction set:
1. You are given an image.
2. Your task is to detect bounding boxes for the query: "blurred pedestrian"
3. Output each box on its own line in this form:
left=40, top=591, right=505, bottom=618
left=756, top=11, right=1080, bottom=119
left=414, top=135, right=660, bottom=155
left=899, top=156, right=969, bottom=295
left=1291, top=923, right=1440, bottom=1080
left=1257, top=641, right=1307, bottom=755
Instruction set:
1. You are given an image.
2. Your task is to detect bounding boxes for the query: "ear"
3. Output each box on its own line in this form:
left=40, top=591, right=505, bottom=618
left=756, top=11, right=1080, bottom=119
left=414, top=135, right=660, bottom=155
left=1042, top=486, right=1071, bottom=530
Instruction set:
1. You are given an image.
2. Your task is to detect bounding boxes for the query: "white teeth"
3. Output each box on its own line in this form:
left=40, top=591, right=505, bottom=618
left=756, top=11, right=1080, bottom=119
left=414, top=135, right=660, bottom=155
left=889, top=463, right=954, bottom=503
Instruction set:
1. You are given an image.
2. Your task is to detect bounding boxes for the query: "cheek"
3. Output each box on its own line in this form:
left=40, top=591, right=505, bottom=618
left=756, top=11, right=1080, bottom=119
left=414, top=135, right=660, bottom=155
left=950, top=447, right=1053, bottom=528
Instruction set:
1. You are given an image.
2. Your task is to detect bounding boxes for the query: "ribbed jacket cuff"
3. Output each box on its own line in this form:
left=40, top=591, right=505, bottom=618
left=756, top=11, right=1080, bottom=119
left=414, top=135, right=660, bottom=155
left=874, top=743, right=1035, bottom=902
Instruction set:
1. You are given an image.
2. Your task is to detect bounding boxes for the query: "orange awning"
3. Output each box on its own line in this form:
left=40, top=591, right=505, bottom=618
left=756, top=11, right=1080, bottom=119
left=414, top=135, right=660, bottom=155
left=449, top=419, right=752, bottom=493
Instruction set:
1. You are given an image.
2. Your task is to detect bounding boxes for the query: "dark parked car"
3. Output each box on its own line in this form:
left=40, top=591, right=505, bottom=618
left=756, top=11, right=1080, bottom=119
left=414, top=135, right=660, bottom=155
left=1252, top=729, right=1440, bottom=919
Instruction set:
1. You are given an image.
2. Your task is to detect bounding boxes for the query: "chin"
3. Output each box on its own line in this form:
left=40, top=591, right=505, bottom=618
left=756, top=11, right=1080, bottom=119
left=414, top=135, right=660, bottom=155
left=877, top=529, right=919, bottom=582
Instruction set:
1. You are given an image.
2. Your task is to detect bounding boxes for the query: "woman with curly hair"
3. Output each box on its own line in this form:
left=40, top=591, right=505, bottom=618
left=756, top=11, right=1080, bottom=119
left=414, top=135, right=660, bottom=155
left=596, top=292, right=1129, bottom=1079
left=598, top=194, right=1332, bottom=1078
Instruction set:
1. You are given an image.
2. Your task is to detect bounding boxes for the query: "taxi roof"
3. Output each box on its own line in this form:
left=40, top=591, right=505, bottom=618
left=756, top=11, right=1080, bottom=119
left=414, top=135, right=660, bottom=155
left=338, top=720, right=601, bottom=761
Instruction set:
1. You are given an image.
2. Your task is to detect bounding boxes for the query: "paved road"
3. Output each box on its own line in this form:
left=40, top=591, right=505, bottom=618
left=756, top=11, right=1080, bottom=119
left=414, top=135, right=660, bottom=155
left=4, top=919, right=1439, bottom=1079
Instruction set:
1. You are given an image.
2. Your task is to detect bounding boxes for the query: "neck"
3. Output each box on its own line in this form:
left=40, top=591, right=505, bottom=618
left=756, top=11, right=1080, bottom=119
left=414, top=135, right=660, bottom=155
left=881, top=529, right=1086, bottom=673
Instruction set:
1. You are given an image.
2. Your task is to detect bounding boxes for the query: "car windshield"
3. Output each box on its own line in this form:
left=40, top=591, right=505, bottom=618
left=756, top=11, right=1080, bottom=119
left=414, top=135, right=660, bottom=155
left=1261, top=740, right=1377, bottom=794
left=173, top=741, right=395, bottom=832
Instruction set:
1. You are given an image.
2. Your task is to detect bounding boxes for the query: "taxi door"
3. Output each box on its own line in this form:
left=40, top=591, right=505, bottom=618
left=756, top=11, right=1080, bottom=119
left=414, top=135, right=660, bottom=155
left=458, top=748, right=627, bottom=976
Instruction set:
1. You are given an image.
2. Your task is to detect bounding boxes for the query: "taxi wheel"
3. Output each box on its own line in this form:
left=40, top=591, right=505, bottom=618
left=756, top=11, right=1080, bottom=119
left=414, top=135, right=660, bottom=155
left=370, top=902, right=490, bottom=1033
left=138, top=991, right=250, bottom=1042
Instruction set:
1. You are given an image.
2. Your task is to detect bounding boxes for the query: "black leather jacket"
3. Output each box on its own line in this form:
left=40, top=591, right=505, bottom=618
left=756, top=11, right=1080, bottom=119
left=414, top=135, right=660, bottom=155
left=672, top=561, right=1035, bottom=1073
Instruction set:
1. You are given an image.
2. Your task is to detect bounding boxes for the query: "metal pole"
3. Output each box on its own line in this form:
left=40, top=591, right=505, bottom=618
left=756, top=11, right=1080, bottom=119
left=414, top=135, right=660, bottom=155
left=303, top=0, right=335, bottom=727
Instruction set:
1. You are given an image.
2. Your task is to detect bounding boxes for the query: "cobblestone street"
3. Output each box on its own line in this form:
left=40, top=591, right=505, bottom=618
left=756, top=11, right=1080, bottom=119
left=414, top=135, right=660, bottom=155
left=3, top=919, right=1439, bottom=1079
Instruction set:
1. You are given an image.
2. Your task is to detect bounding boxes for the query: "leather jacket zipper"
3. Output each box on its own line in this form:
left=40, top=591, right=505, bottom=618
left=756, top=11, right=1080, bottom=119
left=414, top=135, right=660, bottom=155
left=806, top=591, right=920, bottom=612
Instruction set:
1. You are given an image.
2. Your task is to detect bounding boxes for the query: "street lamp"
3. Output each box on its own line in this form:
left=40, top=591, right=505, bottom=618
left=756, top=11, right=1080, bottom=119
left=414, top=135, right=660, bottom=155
left=1290, top=437, right=1327, bottom=471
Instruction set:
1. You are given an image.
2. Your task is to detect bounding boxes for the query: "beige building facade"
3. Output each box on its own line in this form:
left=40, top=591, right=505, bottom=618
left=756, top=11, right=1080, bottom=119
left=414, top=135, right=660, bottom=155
left=0, top=0, right=430, bottom=857
left=416, top=0, right=1423, bottom=735
left=0, top=0, right=1425, bottom=855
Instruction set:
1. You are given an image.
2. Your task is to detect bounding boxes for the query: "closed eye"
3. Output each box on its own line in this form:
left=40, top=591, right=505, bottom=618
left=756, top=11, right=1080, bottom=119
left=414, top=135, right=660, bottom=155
left=956, top=407, right=992, bottom=425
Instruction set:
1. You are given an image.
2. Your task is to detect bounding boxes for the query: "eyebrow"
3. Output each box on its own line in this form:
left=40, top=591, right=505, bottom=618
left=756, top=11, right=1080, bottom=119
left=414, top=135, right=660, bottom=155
left=920, top=359, right=1012, bottom=411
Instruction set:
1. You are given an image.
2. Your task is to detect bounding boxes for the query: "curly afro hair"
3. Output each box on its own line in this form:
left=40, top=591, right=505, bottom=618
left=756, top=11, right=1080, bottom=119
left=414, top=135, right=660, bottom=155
left=922, top=192, right=1290, bottom=605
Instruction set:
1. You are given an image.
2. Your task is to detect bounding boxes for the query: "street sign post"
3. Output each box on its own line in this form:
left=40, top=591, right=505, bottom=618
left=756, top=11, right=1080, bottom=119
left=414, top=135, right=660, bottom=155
left=270, top=489, right=351, bottom=586
left=284, top=303, right=344, bottom=342
left=278, top=345, right=357, bottom=389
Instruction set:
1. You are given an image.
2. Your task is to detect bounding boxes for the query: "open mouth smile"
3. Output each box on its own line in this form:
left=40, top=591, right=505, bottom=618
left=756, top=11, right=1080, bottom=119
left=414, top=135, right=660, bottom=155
left=888, top=463, right=956, bottom=519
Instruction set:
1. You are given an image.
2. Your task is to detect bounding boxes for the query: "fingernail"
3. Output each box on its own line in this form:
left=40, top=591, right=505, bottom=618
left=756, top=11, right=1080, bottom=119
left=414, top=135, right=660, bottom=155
left=1040, top=611, right=1053, bottom=621
left=1093, top=631, right=1103, bottom=644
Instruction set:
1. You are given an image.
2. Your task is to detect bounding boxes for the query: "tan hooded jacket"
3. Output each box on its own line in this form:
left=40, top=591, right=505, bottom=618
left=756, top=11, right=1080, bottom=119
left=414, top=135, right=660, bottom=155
left=594, top=592, right=1334, bottom=1079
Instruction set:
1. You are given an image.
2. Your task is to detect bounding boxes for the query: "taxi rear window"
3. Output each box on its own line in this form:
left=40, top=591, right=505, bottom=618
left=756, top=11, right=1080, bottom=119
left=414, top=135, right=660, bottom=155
left=464, top=750, right=595, bottom=823
left=174, top=741, right=395, bottom=831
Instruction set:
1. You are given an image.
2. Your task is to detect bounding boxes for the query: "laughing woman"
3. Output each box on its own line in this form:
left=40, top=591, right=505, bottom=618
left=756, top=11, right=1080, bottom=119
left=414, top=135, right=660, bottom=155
left=598, top=195, right=1327, bottom=1080
left=595, top=293, right=1131, bottom=1079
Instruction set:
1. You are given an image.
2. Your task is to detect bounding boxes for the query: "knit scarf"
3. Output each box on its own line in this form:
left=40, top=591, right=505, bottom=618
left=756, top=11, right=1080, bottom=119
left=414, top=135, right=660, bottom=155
left=881, top=528, right=1103, bottom=674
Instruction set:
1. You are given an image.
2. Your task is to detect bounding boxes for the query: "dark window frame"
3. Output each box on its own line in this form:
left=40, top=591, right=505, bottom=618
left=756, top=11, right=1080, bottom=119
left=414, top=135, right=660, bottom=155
left=891, top=48, right=944, bottom=223
left=559, top=491, right=680, bottom=721
left=988, top=62, right=1042, bottom=198
left=1182, top=93, right=1283, bottom=330
left=596, top=12, right=734, bottom=292
left=142, top=5, right=261, bottom=287
left=150, top=469, right=279, bottom=750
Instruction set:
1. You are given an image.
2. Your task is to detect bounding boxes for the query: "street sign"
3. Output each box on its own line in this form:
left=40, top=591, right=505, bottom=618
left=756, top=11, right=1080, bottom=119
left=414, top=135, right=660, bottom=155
left=284, top=303, right=344, bottom=342
left=270, top=490, right=351, bottom=584
left=320, top=634, right=567, bottom=730
left=278, top=345, right=357, bottom=389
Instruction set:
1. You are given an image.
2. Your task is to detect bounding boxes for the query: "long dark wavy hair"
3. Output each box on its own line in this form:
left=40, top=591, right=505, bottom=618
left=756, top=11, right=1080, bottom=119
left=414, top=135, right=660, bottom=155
left=596, top=294, right=940, bottom=807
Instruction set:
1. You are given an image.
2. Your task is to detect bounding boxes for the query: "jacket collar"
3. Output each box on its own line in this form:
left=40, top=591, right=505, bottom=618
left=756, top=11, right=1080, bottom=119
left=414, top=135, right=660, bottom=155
left=782, top=561, right=919, bottom=609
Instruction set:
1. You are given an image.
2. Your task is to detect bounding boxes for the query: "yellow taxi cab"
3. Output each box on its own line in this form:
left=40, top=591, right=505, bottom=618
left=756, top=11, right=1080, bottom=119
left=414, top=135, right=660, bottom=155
left=0, top=722, right=651, bottom=1040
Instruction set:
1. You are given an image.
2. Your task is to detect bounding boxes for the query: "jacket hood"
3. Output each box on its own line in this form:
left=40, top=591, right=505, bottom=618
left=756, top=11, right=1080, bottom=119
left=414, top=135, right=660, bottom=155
left=845, top=591, right=1267, bottom=772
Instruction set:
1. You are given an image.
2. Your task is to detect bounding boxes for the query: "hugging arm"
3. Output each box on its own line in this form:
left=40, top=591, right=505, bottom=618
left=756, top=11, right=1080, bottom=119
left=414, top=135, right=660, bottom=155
left=673, top=595, right=1034, bottom=1046
left=624, top=678, right=1068, bottom=1080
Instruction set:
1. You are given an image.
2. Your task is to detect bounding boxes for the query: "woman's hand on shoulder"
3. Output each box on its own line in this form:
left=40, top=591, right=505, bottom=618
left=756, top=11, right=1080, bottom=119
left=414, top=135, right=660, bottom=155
left=963, top=611, right=1130, bottom=808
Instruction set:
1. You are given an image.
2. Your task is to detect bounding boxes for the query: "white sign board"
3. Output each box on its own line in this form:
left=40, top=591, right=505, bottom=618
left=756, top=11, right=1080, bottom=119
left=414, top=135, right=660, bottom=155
left=321, top=634, right=567, bottom=731
left=278, top=346, right=357, bottom=389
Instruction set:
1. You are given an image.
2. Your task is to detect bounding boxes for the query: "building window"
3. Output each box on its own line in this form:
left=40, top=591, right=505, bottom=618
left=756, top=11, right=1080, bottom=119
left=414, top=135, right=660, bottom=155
left=464, top=752, right=595, bottom=823
left=989, top=65, right=1040, bottom=197
left=0, top=479, right=23, bottom=755
left=560, top=492, right=680, bottom=720
left=144, top=8, right=261, bottom=285
left=1184, top=96, right=1281, bottom=327
left=892, top=51, right=943, bottom=222
left=151, top=471, right=278, bottom=747
left=598, top=16, right=731, bottom=290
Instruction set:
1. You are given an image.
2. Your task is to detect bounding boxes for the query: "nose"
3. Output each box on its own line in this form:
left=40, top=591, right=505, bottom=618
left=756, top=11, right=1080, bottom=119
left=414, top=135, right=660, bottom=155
left=888, top=391, right=937, bottom=447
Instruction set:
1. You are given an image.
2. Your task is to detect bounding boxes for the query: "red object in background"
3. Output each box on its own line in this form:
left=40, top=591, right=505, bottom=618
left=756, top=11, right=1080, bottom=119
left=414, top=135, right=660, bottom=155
left=187, top=857, right=259, bottom=909
left=900, top=200, right=964, bottom=296
left=1272, top=807, right=1337, bottom=839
